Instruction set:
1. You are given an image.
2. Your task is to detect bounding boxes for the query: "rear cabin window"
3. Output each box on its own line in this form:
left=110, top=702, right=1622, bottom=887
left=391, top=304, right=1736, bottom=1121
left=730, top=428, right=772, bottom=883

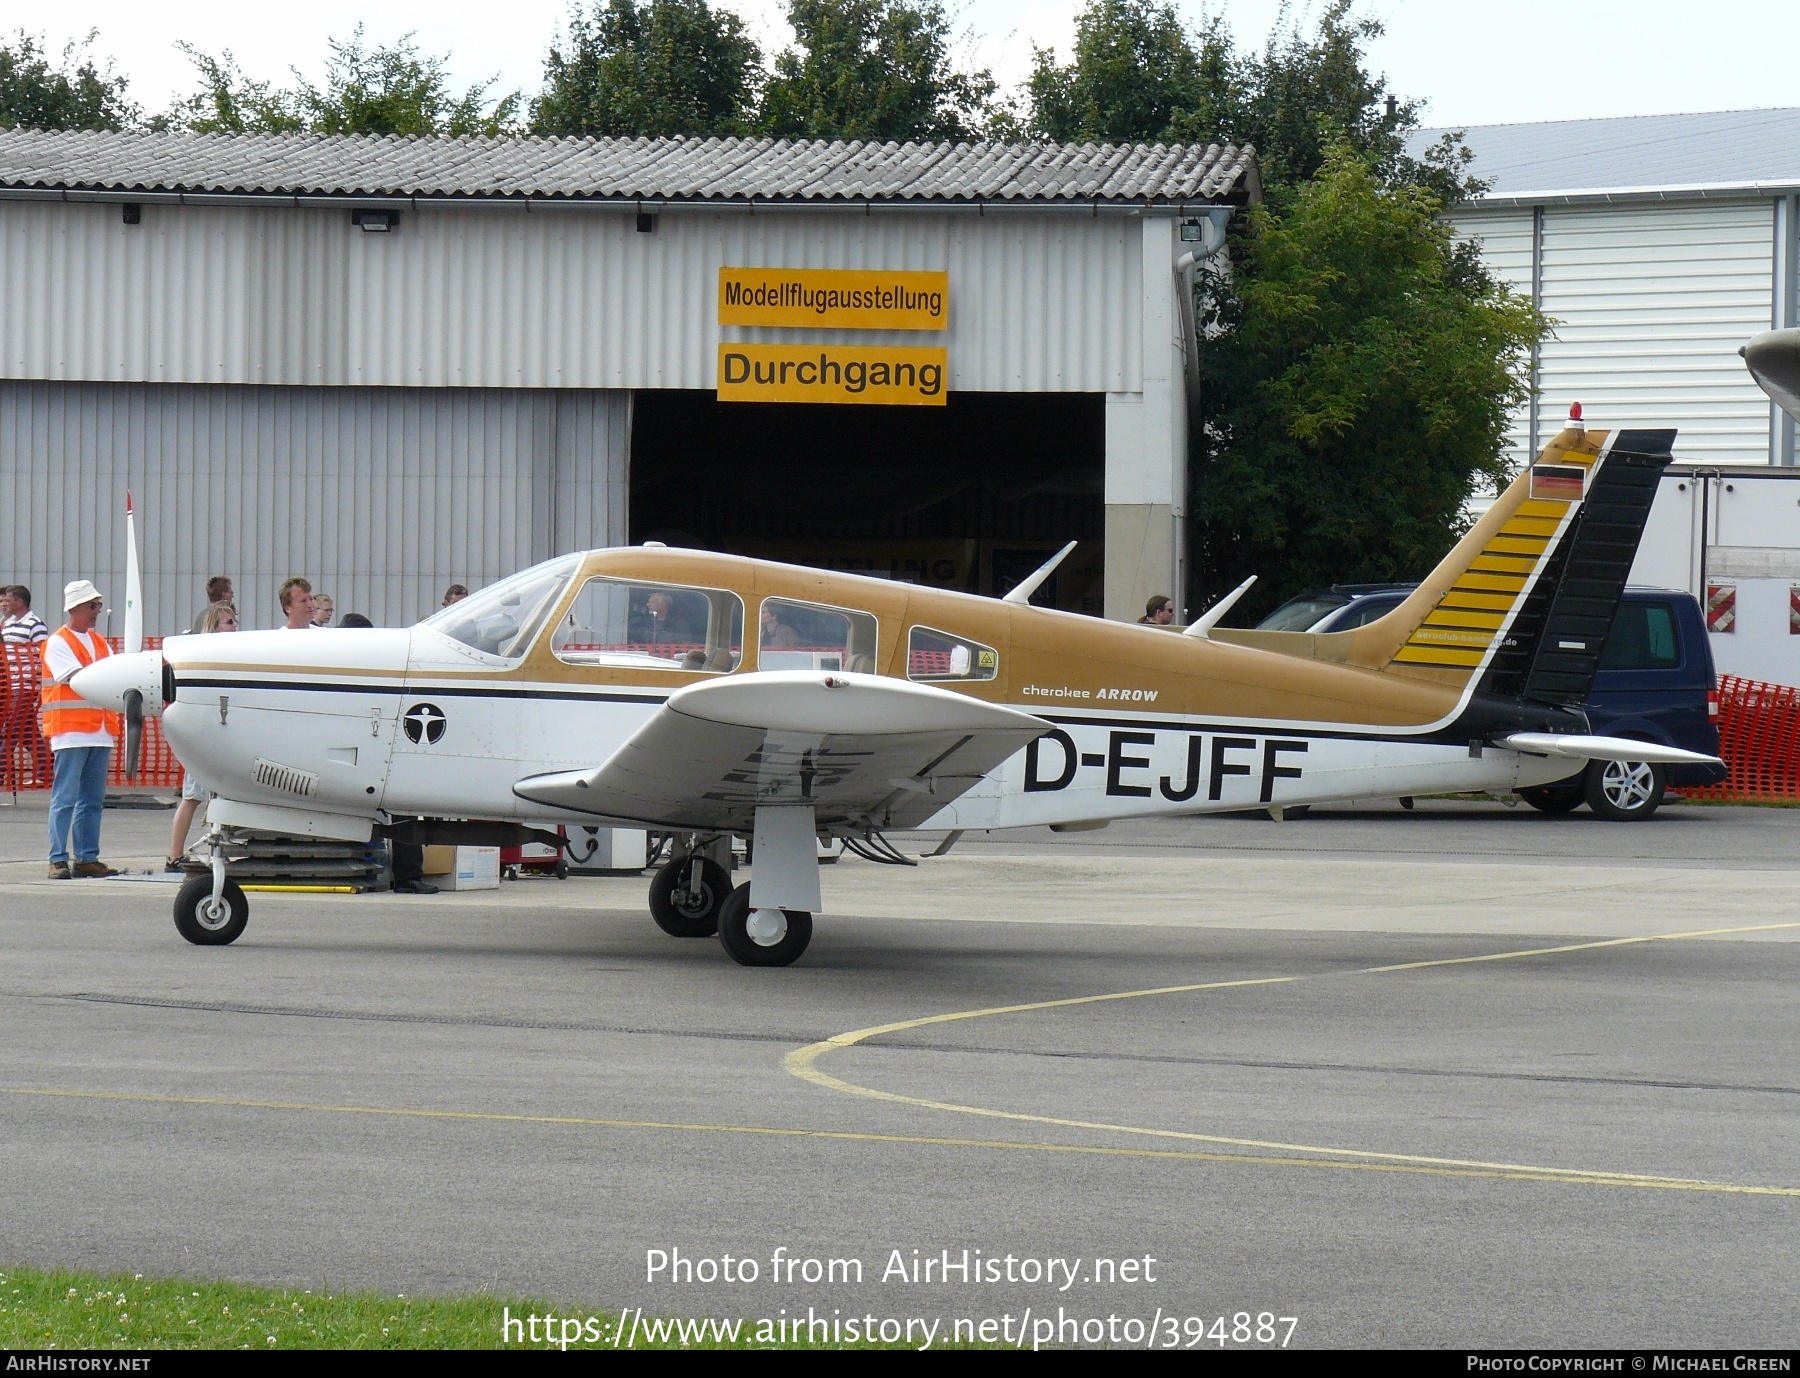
left=758, top=599, right=878, bottom=673
left=552, top=578, right=744, bottom=672
left=907, top=626, right=998, bottom=682
left=1599, top=602, right=1680, bottom=671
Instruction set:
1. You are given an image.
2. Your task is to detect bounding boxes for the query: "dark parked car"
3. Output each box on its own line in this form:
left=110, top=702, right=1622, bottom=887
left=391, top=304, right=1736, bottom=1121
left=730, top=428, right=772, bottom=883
left=1254, top=585, right=1724, bottom=820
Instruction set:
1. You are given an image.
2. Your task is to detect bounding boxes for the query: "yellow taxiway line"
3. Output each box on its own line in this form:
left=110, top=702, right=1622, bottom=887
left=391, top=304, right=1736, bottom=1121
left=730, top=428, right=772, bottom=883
left=1, top=1084, right=1795, bottom=1196
left=782, top=922, right=1800, bottom=1196
left=5, top=923, right=1797, bottom=1196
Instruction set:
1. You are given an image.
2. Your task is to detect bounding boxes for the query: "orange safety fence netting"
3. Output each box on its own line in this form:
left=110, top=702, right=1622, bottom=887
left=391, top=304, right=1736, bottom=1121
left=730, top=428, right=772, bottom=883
left=0, top=639, right=184, bottom=792
left=1677, top=674, right=1800, bottom=803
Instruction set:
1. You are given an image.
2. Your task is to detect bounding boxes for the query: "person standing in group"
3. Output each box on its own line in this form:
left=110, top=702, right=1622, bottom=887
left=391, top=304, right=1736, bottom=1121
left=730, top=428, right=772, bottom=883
left=40, top=581, right=121, bottom=879
left=2, top=586, right=50, bottom=646
left=165, top=602, right=238, bottom=871
left=191, top=576, right=232, bottom=634
left=310, top=593, right=335, bottom=627
left=441, top=584, right=468, bottom=608
left=278, top=577, right=316, bottom=630
left=1138, top=595, right=1175, bottom=626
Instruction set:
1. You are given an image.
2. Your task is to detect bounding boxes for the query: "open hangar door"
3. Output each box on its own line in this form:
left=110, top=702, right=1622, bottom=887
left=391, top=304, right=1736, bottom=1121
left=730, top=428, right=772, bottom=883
left=629, top=391, right=1105, bottom=614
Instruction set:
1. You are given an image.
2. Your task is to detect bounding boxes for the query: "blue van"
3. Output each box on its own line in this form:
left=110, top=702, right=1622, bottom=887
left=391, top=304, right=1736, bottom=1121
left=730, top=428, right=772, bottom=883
left=1254, top=585, right=1725, bottom=820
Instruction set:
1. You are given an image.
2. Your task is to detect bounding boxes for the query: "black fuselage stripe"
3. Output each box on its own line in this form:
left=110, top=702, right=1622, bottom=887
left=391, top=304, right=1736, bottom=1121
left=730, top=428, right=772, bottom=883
left=177, top=677, right=669, bottom=707
left=1035, top=712, right=1435, bottom=745
left=174, top=680, right=1549, bottom=750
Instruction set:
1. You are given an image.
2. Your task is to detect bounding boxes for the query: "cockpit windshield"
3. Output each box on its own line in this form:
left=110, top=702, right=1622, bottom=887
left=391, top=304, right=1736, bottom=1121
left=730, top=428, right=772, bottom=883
left=420, top=555, right=579, bottom=658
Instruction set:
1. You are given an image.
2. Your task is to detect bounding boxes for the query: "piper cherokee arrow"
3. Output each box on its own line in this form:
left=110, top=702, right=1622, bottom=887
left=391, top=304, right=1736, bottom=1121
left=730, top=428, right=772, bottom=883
left=73, top=409, right=1722, bottom=966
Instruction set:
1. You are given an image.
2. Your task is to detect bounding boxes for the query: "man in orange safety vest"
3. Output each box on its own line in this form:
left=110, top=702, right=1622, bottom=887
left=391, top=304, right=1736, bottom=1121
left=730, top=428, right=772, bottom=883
left=40, top=580, right=123, bottom=879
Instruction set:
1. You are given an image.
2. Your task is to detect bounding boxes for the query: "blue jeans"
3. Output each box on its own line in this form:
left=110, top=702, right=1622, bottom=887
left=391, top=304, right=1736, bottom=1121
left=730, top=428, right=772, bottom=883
left=49, top=745, right=111, bottom=864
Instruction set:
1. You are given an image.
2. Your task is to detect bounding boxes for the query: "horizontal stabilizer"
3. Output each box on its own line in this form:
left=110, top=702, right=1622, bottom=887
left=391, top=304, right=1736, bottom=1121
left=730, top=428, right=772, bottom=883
left=1500, top=733, right=1723, bottom=768
left=1743, top=329, right=1800, bottom=423
left=514, top=671, right=1048, bottom=831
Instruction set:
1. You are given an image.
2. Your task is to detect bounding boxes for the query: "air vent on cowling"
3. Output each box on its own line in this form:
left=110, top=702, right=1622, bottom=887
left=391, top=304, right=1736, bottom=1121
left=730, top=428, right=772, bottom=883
left=253, top=758, right=318, bottom=797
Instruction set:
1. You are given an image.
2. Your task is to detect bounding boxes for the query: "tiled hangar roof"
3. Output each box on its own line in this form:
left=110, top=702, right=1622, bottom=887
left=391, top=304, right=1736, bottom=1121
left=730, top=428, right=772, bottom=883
left=0, top=129, right=1259, bottom=207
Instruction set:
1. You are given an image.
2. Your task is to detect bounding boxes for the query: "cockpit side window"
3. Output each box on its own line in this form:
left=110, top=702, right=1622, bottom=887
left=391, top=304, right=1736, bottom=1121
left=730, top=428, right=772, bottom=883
left=907, top=626, right=998, bottom=681
left=422, top=555, right=578, bottom=659
left=758, top=598, right=879, bottom=673
left=553, top=577, right=744, bottom=672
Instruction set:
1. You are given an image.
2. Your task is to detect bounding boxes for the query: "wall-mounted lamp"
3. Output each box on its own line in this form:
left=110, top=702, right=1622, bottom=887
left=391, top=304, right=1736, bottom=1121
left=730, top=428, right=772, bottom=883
left=636, top=212, right=658, bottom=234
left=121, top=203, right=141, bottom=225
left=351, top=209, right=401, bottom=233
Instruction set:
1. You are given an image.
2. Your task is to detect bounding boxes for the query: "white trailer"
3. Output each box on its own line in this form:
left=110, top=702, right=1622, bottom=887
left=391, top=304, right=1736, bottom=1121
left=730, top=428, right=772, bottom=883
left=1629, top=465, right=1800, bottom=686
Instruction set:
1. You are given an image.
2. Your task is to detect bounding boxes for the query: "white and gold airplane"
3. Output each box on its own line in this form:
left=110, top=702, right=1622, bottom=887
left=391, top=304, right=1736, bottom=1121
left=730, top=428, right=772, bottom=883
left=74, top=411, right=1721, bottom=966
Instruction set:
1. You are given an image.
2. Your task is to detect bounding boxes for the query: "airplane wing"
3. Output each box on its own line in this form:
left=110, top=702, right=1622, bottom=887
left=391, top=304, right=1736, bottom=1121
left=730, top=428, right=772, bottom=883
left=513, top=670, right=1049, bottom=831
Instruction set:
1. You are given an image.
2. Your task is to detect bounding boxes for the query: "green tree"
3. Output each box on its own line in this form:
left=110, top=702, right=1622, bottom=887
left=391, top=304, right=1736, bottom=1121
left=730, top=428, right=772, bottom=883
left=1026, top=0, right=1233, bottom=144
left=532, top=0, right=761, bottom=137
left=0, top=30, right=137, bottom=131
left=166, top=45, right=303, bottom=134
left=1211, top=0, right=1450, bottom=199
left=1190, top=149, right=1544, bottom=618
left=759, top=0, right=995, bottom=142
left=1025, top=0, right=1473, bottom=203
left=168, top=28, right=519, bottom=137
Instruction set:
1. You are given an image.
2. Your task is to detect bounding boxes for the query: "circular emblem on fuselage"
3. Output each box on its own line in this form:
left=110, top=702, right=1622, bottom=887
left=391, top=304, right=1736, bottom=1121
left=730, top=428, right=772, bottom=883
left=403, top=703, right=446, bottom=745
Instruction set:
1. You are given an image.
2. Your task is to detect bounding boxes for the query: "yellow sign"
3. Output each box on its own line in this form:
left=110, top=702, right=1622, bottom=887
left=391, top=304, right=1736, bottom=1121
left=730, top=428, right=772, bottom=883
left=718, top=267, right=948, bottom=331
left=718, top=344, right=948, bottom=406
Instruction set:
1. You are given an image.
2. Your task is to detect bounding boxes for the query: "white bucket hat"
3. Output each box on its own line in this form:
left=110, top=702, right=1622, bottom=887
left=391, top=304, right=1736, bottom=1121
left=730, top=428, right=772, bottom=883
left=63, top=579, right=103, bottom=611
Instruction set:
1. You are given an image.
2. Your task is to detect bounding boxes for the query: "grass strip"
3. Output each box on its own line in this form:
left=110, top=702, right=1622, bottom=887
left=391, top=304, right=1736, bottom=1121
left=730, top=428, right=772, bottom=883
left=0, top=1264, right=962, bottom=1350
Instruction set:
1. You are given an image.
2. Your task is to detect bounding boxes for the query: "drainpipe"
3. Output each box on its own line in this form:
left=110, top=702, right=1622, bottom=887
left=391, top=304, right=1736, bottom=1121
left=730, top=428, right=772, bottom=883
left=1174, top=207, right=1234, bottom=410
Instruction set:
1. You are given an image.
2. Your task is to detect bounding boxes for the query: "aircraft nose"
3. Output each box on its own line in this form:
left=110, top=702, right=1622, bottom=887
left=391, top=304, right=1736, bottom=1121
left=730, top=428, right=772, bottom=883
left=70, top=649, right=165, bottom=714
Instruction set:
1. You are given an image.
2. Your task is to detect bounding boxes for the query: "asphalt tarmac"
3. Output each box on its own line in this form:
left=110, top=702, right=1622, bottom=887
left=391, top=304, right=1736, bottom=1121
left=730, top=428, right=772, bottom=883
left=2, top=794, right=1797, bottom=1349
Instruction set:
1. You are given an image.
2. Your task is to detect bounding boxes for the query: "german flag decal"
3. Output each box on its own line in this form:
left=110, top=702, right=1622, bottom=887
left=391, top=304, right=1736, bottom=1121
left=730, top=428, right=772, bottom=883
left=1530, top=464, right=1586, bottom=501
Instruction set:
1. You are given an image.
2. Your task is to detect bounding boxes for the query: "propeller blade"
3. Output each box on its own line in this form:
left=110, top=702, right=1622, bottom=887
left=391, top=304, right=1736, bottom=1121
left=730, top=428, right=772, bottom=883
left=123, top=688, right=143, bottom=782
left=123, top=491, right=144, bottom=655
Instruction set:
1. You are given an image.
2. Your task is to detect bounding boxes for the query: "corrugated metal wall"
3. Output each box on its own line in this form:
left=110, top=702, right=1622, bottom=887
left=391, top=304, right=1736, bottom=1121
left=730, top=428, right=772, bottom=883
left=1453, top=200, right=1778, bottom=466
left=0, top=380, right=628, bottom=633
left=0, top=200, right=1143, bottom=394
left=1450, top=207, right=1536, bottom=466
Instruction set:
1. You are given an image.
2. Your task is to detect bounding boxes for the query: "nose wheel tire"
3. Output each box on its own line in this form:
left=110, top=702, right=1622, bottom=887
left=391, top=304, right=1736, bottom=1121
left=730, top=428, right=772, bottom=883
left=173, top=874, right=249, bottom=945
left=1583, top=759, right=1666, bottom=821
left=648, top=856, right=732, bottom=937
left=717, top=887, right=813, bottom=967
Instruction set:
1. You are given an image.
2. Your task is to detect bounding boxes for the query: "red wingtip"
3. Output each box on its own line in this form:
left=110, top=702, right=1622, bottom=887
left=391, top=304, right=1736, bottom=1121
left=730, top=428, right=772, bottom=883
left=125, top=490, right=134, bottom=515
left=1568, top=402, right=1583, bottom=422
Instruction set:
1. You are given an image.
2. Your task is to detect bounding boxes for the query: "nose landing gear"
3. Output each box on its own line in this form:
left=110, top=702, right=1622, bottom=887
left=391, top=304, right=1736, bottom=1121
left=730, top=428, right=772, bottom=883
left=173, top=829, right=250, bottom=944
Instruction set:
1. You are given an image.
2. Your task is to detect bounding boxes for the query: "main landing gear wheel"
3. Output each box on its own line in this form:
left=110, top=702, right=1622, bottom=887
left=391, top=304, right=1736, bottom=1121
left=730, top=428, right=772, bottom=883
left=1585, top=759, right=1666, bottom=821
left=1519, top=778, right=1584, bottom=814
left=648, top=856, right=732, bottom=937
left=173, top=874, right=248, bottom=945
left=716, top=887, right=812, bottom=968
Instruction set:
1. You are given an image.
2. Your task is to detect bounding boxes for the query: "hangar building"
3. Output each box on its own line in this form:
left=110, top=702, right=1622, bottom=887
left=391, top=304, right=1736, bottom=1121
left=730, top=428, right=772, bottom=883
left=1412, top=107, right=1800, bottom=469
left=0, top=130, right=1258, bottom=632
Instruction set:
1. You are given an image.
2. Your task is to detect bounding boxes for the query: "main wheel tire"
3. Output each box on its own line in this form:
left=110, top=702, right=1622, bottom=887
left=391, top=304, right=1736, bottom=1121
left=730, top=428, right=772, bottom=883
left=716, top=886, right=813, bottom=967
left=1519, top=778, right=1585, bottom=814
left=1584, top=759, right=1666, bottom=821
left=647, top=856, right=731, bottom=937
left=173, top=874, right=248, bottom=945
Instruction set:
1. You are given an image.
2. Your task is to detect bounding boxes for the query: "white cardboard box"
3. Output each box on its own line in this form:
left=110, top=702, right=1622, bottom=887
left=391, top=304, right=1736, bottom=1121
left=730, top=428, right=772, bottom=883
left=435, top=846, right=500, bottom=890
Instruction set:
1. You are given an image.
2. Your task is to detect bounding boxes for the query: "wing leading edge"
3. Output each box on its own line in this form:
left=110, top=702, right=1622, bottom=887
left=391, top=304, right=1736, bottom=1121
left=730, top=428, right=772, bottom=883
left=513, top=670, right=1049, bottom=832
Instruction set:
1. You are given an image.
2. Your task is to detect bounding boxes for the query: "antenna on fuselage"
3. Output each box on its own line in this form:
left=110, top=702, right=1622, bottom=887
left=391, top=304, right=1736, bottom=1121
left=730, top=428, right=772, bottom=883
left=1001, top=540, right=1078, bottom=606
left=1183, top=574, right=1257, bottom=639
